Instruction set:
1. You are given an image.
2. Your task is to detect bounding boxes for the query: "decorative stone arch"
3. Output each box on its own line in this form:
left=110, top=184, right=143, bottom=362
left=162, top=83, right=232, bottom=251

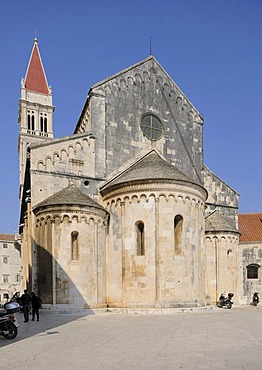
left=176, top=194, right=184, bottom=203
left=159, top=193, right=167, bottom=202
left=72, top=215, right=79, bottom=223
left=68, top=145, right=74, bottom=157
left=134, top=73, right=142, bottom=84
left=53, top=151, right=60, bottom=162
left=80, top=216, right=87, bottom=224
left=163, top=82, right=170, bottom=91
left=75, top=141, right=83, bottom=152
left=127, top=76, right=134, bottom=87
left=62, top=214, right=71, bottom=224
left=37, top=160, right=45, bottom=170
left=120, top=78, right=127, bottom=89
left=45, top=156, right=53, bottom=171
left=61, top=149, right=68, bottom=161
left=169, top=89, right=177, bottom=99
left=142, top=70, right=150, bottom=83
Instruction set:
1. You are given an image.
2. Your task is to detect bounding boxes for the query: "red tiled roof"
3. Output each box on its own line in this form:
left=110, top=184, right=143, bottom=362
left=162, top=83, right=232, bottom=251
left=25, top=39, right=49, bottom=94
left=0, top=234, right=14, bottom=242
left=239, top=213, right=262, bottom=242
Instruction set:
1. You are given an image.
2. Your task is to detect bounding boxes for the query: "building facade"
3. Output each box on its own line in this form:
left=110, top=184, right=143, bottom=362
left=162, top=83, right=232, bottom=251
left=17, top=39, right=242, bottom=311
left=238, top=213, right=262, bottom=304
left=0, top=234, right=22, bottom=304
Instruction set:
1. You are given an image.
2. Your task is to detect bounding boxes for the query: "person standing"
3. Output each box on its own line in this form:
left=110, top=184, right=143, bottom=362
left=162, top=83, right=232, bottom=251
left=31, top=292, right=41, bottom=321
left=20, top=289, right=31, bottom=322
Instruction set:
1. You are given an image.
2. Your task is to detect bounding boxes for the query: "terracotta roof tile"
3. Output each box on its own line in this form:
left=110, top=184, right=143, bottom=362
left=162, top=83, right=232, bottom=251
left=0, top=234, right=14, bottom=241
left=239, top=213, right=262, bottom=242
left=25, top=40, right=49, bottom=94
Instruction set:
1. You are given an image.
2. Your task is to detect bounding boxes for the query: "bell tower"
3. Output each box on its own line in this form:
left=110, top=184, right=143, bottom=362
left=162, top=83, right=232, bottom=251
left=18, top=38, right=55, bottom=200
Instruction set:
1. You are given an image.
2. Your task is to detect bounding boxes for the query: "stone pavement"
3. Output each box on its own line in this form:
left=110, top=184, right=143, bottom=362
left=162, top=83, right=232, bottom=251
left=0, top=305, right=262, bottom=370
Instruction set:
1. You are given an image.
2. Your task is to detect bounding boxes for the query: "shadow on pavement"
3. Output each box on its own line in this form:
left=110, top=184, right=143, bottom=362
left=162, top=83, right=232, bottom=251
left=0, top=310, right=92, bottom=347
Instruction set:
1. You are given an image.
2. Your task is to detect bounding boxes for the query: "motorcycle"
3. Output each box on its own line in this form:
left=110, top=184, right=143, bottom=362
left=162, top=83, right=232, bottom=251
left=0, top=301, right=20, bottom=339
left=217, top=292, right=234, bottom=309
left=253, top=292, right=259, bottom=306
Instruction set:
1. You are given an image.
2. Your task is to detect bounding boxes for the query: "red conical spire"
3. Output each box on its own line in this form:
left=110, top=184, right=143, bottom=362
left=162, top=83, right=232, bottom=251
left=24, top=38, right=49, bottom=94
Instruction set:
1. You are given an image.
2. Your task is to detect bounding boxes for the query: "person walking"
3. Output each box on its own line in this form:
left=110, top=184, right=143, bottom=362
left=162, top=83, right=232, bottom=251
left=20, top=289, right=31, bottom=322
left=31, top=292, right=42, bottom=321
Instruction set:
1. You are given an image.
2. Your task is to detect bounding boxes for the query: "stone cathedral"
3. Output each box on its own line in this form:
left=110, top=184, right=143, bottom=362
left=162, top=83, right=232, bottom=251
left=18, top=39, right=242, bottom=311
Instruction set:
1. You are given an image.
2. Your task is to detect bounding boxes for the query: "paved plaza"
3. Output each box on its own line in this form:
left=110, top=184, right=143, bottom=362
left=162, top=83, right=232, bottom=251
left=0, top=305, right=262, bottom=370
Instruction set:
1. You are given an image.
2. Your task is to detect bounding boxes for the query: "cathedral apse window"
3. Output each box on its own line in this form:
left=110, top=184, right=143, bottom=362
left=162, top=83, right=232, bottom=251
left=246, top=264, right=260, bottom=279
left=174, top=215, right=183, bottom=254
left=71, top=231, right=79, bottom=261
left=140, top=113, right=164, bottom=141
left=135, top=221, right=145, bottom=256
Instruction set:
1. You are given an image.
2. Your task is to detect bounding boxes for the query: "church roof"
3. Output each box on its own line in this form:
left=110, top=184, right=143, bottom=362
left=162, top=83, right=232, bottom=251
left=100, top=149, right=204, bottom=193
left=238, top=213, right=262, bottom=242
left=205, top=210, right=238, bottom=233
left=24, top=38, right=49, bottom=94
left=34, top=184, right=105, bottom=211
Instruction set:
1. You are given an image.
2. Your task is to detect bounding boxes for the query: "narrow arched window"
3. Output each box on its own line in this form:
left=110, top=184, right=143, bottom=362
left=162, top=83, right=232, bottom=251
left=247, top=264, right=260, bottom=279
left=174, top=215, right=183, bottom=253
left=136, top=221, right=145, bottom=256
left=71, top=231, right=79, bottom=260
left=27, top=114, right=31, bottom=130
left=40, top=116, right=44, bottom=132
left=44, top=117, right=47, bottom=133
left=31, top=114, right=35, bottom=131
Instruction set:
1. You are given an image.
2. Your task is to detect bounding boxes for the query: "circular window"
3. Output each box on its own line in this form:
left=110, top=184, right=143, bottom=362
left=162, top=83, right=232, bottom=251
left=140, top=113, right=164, bottom=141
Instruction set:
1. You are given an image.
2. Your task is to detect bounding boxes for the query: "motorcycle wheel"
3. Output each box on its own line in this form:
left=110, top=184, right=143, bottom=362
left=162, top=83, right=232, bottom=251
left=3, top=322, right=18, bottom=339
left=226, top=302, right=232, bottom=309
left=254, top=302, right=257, bottom=306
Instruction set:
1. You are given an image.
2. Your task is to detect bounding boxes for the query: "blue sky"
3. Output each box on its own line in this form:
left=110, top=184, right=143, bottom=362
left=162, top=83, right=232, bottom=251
left=0, top=0, right=261, bottom=233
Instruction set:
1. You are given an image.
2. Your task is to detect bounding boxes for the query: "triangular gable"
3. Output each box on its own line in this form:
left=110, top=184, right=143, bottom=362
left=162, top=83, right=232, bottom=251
left=91, top=55, right=202, bottom=118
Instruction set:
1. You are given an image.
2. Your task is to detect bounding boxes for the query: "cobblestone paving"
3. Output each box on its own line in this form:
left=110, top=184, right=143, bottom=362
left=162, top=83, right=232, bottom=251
left=0, top=305, right=262, bottom=369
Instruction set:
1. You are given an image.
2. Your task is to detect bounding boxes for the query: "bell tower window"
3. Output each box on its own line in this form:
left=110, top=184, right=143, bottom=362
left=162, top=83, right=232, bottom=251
left=27, top=110, right=35, bottom=134
left=40, top=114, right=48, bottom=136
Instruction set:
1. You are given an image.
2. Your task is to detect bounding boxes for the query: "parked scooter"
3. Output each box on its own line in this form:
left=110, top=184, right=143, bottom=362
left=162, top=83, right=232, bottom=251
left=10, top=292, right=23, bottom=312
left=217, top=292, right=234, bottom=309
left=253, top=292, right=259, bottom=306
left=0, top=301, right=20, bottom=339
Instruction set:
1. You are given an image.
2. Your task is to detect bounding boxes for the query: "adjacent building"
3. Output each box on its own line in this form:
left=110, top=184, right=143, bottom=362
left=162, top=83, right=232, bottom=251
left=0, top=234, right=21, bottom=303
left=238, top=213, right=262, bottom=304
